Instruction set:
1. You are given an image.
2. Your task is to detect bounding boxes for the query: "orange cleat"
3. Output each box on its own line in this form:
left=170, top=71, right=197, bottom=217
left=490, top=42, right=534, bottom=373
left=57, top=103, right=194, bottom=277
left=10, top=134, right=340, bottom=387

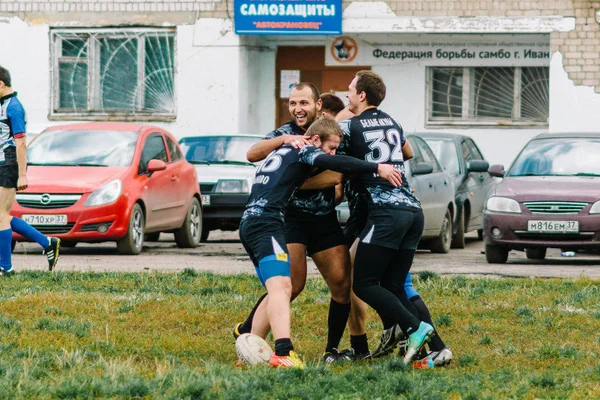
left=269, top=351, right=305, bottom=369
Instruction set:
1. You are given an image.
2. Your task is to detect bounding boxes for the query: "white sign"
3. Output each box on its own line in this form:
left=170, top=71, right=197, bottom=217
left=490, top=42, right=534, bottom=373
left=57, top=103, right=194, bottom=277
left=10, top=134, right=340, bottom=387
left=280, top=70, right=300, bottom=98
left=326, top=34, right=550, bottom=67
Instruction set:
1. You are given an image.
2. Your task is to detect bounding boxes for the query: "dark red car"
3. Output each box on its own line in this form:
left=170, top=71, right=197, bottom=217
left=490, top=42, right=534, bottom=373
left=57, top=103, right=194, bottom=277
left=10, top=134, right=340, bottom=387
left=11, top=123, right=202, bottom=254
left=483, top=132, right=600, bottom=263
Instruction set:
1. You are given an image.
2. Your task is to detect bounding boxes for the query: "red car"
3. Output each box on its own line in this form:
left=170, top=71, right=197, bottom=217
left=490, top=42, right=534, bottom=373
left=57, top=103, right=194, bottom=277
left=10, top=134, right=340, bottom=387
left=11, top=122, right=202, bottom=254
left=484, top=132, right=600, bottom=263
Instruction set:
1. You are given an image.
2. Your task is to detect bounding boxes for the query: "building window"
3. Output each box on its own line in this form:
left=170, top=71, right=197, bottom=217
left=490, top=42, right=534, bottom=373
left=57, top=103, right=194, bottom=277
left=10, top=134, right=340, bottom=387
left=427, top=67, right=549, bottom=127
left=51, top=28, right=176, bottom=120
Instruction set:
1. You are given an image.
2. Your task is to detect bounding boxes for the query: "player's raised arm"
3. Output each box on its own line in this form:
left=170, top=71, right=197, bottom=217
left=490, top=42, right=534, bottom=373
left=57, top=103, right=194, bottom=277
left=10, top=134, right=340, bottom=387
left=247, top=134, right=311, bottom=163
left=311, top=154, right=401, bottom=187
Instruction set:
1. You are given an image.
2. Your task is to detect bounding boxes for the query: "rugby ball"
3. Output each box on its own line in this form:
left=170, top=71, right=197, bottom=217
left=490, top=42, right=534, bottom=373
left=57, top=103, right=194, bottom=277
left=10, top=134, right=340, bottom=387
left=235, top=333, right=273, bottom=366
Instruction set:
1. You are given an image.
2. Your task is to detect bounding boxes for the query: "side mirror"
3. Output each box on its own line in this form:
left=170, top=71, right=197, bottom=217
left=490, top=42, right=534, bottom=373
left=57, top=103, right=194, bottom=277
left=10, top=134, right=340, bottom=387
left=488, top=164, right=505, bottom=178
left=412, top=162, right=434, bottom=175
left=147, top=159, right=167, bottom=173
left=467, top=160, right=490, bottom=173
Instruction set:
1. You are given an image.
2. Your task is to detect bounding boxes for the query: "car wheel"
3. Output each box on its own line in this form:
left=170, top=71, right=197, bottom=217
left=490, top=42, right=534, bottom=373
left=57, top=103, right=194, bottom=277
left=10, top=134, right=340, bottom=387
left=175, top=197, right=202, bottom=248
left=61, top=240, right=77, bottom=248
left=144, top=232, right=161, bottom=242
left=477, top=229, right=483, bottom=240
left=117, top=203, right=145, bottom=255
left=201, top=225, right=210, bottom=242
left=526, top=248, right=546, bottom=260
left=451, top=210, right=466, bottom=249
left=430, top=208, right=452, bottom=254
left=11, top=240, right=16, bottom=252
left=485, top=244, right=509, bottom=264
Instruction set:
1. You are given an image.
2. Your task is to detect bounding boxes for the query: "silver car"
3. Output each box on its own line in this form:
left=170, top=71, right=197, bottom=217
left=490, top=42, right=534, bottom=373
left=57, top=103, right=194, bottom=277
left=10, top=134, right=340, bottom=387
left=179, top=134, right=262, bottom=241
left=337, top=134, right=456, bottom=253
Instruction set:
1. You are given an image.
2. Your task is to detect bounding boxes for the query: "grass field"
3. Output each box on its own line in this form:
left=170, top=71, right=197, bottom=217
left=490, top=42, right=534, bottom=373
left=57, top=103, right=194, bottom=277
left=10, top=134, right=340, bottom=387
left=0, top=270, right=599, bottom=399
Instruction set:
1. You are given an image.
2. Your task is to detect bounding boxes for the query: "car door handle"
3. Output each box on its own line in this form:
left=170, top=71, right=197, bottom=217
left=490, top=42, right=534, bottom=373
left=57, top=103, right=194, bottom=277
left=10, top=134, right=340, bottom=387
left=478, top=175, right=484, bottom=181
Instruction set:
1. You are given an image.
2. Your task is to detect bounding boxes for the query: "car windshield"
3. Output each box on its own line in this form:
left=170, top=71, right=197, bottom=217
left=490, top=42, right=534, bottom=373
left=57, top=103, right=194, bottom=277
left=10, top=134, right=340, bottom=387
left=424, top=139, right=460, bottom=176
left=179, top=136, right=260, bottom=165
left=28, top=130, right=138, bottom=167
left=508, top=138, right=600, bottom=177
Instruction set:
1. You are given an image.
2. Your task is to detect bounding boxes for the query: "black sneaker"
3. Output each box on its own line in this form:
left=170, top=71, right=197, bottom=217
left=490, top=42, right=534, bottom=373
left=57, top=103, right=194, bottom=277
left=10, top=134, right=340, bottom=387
left=322, top=348, right=353, bottom=364
left=45, top=237, right=61, bottom=271
left=371, top=324, right=404, bottom=358
left=0, top=267, right=15, bottom=277
left=232, top=322, right=243, bottom=340
left=341, top=348, right=371, bottom=361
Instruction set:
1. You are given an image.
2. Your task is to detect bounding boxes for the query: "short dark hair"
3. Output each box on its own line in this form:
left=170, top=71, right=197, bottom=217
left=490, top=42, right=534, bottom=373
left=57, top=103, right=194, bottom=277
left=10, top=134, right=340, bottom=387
left=304, top=117, right=342, bottom=142
left=320, top=93, right=345, bottom=116
left=291, top=82, right=320, bottom=102
left=355, top=70, right=385, bottom=107
left=0, top=66, right=11, bottom=87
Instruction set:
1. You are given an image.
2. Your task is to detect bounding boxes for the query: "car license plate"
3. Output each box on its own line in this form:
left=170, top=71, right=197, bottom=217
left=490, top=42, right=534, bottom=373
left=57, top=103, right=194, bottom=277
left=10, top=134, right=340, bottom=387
left=201, top=195, right=211, bottom=206
left=527, top=220, right=579, bottom=233
left=22, top=214, right=68, bottom=226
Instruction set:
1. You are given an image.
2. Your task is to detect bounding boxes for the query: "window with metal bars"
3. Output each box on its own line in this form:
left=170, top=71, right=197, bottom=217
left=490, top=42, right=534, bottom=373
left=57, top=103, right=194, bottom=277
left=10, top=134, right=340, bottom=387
left=428, top=66, right=549, bottom=126
left=50, top=28, right=176, bottom=120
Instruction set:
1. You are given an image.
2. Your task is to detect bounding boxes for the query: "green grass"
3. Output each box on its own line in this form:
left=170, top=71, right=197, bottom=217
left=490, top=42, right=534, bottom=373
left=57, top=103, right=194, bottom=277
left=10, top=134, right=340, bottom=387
left=0, top=270, right=599, bottom=399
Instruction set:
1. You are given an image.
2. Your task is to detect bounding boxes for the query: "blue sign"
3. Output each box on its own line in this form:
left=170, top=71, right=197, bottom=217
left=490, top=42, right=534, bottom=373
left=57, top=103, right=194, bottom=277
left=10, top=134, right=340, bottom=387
left=234, top=0, right=342, bottom=36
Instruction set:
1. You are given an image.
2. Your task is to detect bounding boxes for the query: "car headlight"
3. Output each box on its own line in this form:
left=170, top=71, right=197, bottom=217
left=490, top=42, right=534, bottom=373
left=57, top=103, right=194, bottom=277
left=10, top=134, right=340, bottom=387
left=84, top=179, right=122, bottom=207
left=215, top=179, right=249, bottom=193
left=590, top=201, right=600, bottom=214
left=486, top=196, right=521, bottom=214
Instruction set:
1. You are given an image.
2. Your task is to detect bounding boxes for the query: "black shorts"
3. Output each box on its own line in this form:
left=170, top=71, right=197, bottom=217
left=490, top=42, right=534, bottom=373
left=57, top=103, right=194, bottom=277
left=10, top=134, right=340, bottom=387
left=284, top=212, right=346, bottom=256
left=343, top=208, right=368, bottom=246
left=239, top=217, right=288, bottom=267
left=0, top=164, right=18, bottom=189
left=358, top=208, right=424, bottom=251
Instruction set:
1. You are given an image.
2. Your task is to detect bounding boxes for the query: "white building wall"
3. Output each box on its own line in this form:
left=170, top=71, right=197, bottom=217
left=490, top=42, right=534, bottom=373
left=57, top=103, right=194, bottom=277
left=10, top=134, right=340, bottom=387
left=373, top=64, right=545, bottom=168
left=549, top=51, right=600, bottom=134
left=0, top=18, right=50, bottom=134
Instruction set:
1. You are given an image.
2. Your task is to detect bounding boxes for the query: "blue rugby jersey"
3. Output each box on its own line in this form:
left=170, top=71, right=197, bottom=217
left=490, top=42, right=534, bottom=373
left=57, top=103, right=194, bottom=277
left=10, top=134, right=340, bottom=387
left=0, top=92, right=26, bottom=165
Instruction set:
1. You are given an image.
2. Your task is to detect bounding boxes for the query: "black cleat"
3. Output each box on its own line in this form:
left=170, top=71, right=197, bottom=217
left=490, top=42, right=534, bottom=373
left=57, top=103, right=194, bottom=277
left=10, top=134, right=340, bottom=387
left=0, top=267, right=15, bottom=277
left=371, top=324, right=405, bottom=358
left=232, top=322, right=243, bottom=340
left=45, top=237, right=61, bottom=271
left=322, top=348, right=353, bottom=364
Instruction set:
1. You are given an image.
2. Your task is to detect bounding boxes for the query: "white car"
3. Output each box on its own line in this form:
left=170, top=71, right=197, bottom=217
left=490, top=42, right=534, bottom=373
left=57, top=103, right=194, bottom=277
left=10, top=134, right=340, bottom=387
left=179, top=134, right=262, bottom=241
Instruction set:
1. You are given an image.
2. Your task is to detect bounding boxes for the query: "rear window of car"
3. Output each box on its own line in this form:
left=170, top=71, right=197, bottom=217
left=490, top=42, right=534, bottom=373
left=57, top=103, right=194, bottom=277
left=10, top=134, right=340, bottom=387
left=425, top=139, right=461, bottom=176
left=165, top=136, right=183, bottom=162
left=28, top=130, right=139, bottom=167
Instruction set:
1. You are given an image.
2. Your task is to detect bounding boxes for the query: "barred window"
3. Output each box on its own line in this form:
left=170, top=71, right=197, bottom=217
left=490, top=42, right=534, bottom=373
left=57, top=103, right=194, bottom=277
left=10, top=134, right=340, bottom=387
left=428, top=67, right=549, bottom=127
left=51, top=28, right=176, bottom=120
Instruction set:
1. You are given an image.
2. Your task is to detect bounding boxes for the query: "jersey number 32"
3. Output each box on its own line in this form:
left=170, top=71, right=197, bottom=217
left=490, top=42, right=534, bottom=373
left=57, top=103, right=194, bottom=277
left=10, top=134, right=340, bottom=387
left=363, top=129, right=404, bottom=163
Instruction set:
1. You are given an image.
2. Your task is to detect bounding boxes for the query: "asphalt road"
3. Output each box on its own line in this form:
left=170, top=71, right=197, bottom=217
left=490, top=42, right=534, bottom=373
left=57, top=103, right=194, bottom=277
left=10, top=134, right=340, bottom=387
left=12, top=231, right=600, bottom=279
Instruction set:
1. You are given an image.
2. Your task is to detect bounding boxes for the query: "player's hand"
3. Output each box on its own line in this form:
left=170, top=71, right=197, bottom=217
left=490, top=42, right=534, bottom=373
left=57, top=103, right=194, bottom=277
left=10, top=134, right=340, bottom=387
left=283, top=135, right=310, bottom=149
left=377, top=164, right=402, bottom=187
left=17, top=176, right=28, bottom=191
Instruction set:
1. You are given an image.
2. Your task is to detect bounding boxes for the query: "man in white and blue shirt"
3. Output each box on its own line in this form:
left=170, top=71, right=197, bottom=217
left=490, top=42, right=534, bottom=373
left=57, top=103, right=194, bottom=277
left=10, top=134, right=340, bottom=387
left=0, top=66, right=60, bottom=275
